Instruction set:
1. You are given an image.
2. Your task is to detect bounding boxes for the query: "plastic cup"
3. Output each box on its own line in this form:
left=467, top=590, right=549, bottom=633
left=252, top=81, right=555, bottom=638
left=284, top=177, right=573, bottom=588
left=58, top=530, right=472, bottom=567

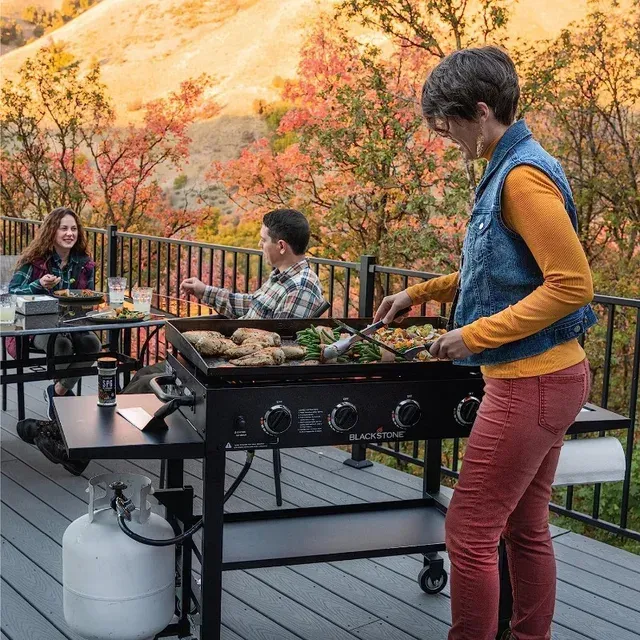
left=0, top=287, right=17, bottom=324
left=108, top=277, right=127, bottom=306
left=132, top=287, right=153, bottom=314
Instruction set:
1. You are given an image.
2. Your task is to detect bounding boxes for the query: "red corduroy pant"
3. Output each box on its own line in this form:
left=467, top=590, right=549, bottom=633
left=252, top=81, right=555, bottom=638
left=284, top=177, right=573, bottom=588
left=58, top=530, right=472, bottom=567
left=446, top=359, right=591, bottom=640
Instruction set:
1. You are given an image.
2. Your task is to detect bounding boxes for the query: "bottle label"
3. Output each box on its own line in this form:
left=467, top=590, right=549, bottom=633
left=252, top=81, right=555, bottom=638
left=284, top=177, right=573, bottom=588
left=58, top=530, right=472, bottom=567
left=97, top=372, right=117, bottom=406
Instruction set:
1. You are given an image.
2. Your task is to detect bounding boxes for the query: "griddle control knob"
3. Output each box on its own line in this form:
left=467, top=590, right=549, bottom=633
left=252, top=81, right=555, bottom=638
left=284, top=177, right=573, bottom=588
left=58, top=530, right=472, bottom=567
left=393, top=399, right=422, bottom=428
left=329, top=402, right=359, bottom=432
left=262, top=405, right=292, bottom=436
left=454, top=395, right=481, bottom=426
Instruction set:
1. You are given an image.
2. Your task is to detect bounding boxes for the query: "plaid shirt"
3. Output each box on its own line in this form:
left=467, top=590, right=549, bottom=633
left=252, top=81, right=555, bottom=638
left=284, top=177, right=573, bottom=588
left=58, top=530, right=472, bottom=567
left=202, top=259, right=324, bottom=319
left=9, top=252, right=95, bottom=295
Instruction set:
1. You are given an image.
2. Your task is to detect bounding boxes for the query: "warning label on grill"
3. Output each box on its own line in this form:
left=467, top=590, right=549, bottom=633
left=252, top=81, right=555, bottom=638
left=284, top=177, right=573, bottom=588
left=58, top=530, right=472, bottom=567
left=297, top=408, right=324, bottom=433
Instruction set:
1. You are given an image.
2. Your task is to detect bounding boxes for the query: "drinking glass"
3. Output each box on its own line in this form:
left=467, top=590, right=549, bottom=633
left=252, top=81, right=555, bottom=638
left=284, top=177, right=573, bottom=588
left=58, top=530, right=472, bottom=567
left=0, top=285, right=17, bottom=324
left=132, top=287, right=153, bottom=314
left=108, top=277, right=127, bottom=306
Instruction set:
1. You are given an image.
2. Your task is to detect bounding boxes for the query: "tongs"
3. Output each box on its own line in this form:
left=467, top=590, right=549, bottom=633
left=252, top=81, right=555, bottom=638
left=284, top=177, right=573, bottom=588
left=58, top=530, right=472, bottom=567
left=321, top=318, right=388, bottom=361
left=322, top=308, right=432, bottom=361
left=330, top=318, right=436, bottom=361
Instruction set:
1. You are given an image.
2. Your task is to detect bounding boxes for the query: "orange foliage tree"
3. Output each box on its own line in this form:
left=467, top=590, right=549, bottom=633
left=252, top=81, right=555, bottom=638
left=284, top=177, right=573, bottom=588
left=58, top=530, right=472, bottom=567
left=0, top=43, right=218, bottom=236
left=210, top=23, right=470, bottom=276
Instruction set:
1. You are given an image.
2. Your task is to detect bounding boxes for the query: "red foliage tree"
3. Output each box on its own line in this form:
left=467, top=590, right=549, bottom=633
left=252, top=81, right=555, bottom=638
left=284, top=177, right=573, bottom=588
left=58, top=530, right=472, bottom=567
left=210, top=23, right=469, bottom=278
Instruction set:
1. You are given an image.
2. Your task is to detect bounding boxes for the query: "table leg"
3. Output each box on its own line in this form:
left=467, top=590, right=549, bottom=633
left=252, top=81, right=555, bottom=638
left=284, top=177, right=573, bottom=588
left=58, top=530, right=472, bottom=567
left=200, top=443, right=226, bottom=640
left=139, top=326, right=160, bottom=366
left=16, top=336, right=27, bottom=420
left=165, top=459, right=183, bottom=489
left=2, top=338, right=7, bottom=412
left=122, top=327, right=132, bottom=388
left=107, top=329, right=122, bottom=391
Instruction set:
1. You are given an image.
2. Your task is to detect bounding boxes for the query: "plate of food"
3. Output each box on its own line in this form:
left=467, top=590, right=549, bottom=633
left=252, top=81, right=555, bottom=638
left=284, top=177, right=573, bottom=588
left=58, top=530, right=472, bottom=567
left=53, top=289, right=105, bottom=303
left=85, top=307, right=148, bottom=323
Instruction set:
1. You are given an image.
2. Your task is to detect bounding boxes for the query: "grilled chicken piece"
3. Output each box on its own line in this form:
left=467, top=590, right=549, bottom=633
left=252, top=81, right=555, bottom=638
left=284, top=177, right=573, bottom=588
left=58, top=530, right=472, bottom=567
left=183, top=330, right=225, bottom=343
left=280, top=345, right=306, bottom=360
left=224, top=341, right=269, bottom=359
left=183, top=331, right=235, bottom=356
left=230, top=328, right=281, bottom=346
left=229, top=347, right=286, bottom=366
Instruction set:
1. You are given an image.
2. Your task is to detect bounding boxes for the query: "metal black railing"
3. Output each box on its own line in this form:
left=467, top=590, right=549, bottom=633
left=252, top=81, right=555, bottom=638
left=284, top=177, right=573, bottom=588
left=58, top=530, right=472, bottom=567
left=2, top=216, right=638, bottom=543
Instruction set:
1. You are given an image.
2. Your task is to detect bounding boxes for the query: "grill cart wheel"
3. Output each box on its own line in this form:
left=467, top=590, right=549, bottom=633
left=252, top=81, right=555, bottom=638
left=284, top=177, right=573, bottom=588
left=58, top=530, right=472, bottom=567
left=418, top=565, right=448, bottom=594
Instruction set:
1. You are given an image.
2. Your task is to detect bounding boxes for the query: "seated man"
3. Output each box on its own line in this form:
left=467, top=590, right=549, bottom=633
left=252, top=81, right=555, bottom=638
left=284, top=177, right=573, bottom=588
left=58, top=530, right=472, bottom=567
left=126, top=208, right=325, bottom=394
left=17, top=208, right=326, bottom=474
left=180, top=208, right=324, bottom=319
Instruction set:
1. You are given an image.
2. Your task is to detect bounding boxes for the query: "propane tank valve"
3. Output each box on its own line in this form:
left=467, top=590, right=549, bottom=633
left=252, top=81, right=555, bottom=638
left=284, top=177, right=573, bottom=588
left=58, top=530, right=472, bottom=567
left=110, top=481, right=135, bottom=520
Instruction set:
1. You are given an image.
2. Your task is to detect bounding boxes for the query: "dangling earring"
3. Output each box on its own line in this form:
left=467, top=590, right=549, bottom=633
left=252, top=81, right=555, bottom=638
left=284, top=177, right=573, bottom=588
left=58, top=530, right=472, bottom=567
left=475, top=129, right=485, bottom=159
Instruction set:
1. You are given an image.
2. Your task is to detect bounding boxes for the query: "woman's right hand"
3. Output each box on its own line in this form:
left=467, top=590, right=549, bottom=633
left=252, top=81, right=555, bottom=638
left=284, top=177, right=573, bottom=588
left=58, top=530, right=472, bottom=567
left=374, top=290, right=413, bottom=324
left=40, top=274, right=61, bottom=289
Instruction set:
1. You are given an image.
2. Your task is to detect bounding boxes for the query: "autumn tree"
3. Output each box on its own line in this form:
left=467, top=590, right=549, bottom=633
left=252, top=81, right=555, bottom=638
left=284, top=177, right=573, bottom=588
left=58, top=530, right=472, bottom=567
left=339, top=0, right=512, bottom=54
left=0, top=43, right=218, bottom=236
left=81, top=74, right=217, bottom=234
left=0, top=44, right=98, bottom=217
left=211, top=23, right=469, bottom=283
left=527, top=4, right=639, bottom=290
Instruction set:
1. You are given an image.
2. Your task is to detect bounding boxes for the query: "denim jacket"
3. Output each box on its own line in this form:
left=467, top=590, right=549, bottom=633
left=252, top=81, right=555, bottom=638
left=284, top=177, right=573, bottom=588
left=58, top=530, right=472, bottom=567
left=453, top=120, right=597, bottom=366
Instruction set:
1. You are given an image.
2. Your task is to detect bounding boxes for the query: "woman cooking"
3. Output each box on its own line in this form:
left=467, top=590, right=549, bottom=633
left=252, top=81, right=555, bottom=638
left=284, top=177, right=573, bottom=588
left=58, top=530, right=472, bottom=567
left=8, top=207, right=102, bottom=420
left=375, top=47, right=596, bottom=640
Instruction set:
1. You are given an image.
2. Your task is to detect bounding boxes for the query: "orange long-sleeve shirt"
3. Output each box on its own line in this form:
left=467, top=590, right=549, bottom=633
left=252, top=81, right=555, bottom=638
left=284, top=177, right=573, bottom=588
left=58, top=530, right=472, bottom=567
left=406, top=143, right=593, bottom=378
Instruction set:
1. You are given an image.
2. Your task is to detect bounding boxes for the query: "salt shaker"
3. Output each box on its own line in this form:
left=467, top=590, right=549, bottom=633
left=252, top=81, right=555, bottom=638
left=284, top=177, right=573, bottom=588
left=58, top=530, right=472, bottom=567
left=97, top=356, right=117, bottom=407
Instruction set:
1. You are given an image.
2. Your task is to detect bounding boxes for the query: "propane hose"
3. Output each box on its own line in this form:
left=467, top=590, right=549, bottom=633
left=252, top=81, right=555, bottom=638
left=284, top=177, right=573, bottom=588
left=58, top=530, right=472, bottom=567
left=117, top=512, right=203, bottom=546
left=115, top=451, right=256, bottom=547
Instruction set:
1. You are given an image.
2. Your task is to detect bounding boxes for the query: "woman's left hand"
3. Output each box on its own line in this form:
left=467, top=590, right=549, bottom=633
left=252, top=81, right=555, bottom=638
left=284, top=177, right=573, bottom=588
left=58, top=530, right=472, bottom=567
left=429, top=328, right=477, bottom=360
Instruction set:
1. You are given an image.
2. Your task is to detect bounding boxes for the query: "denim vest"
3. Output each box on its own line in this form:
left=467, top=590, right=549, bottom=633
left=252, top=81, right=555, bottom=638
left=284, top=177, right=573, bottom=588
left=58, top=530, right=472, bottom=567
left=453, top=120, right=597, bottom=366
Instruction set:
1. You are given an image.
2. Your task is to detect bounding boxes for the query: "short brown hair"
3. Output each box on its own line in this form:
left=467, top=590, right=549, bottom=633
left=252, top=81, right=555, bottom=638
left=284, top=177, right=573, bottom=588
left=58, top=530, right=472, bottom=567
left=421, top=46, right=520, bottom=127
left=262, top=209, right=310, bottom=255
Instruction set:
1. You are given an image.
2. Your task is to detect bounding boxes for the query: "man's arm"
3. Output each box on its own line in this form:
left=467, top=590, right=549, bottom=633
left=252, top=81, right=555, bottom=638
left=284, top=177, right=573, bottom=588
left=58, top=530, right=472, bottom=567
left=202, top=285, right=253, bottom=319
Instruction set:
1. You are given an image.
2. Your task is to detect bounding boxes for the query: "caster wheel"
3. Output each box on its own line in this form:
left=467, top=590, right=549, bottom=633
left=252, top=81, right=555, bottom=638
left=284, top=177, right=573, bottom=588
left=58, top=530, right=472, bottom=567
left=418, top=565, right=448, bottom=594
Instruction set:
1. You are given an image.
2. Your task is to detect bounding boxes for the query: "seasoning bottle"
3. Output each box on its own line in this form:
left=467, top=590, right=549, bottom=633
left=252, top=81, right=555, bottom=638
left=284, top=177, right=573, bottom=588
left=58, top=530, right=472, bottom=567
left=97, top=356, right=118, bottom=407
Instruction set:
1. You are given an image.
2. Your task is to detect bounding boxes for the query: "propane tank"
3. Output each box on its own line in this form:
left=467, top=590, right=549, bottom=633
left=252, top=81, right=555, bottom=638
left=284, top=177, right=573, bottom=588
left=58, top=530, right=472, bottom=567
left=63, top=473, right=176, bottom=640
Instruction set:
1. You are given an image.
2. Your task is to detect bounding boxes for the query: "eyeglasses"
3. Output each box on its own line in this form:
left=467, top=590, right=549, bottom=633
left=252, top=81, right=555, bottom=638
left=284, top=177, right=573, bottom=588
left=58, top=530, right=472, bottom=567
left=426, top=115, right=451, bottom=137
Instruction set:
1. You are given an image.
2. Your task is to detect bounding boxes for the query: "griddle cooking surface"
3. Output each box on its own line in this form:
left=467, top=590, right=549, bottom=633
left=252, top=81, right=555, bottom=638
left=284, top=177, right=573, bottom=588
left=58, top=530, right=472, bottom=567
left=165, top=316, right=461, bottom=382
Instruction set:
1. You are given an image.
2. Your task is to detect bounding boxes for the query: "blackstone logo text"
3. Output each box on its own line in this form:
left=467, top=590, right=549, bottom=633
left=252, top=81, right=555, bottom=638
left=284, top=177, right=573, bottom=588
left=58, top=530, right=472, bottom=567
left=349, top=431, right=405, bottom=441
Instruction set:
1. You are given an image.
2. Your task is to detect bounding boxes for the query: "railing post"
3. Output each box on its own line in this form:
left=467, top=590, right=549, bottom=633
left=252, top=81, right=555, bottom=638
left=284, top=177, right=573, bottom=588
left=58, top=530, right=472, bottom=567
left=358, top=254, right=376, bottom=317
left=106, top=225, right=119, bottom=356
left=107, top=224, right=118, bottom=278
left=344, top=254, right=377, bottom=470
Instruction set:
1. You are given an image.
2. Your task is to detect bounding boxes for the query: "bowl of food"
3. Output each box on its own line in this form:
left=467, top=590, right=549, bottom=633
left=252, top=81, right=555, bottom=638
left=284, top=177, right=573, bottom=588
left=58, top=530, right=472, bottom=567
left=53, top=289, right=105, bottom=303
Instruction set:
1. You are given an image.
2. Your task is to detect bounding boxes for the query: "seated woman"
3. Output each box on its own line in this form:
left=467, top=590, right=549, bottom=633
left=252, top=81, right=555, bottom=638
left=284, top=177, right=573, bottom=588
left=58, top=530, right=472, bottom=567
left=8, top=207, right=102, bottom=420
